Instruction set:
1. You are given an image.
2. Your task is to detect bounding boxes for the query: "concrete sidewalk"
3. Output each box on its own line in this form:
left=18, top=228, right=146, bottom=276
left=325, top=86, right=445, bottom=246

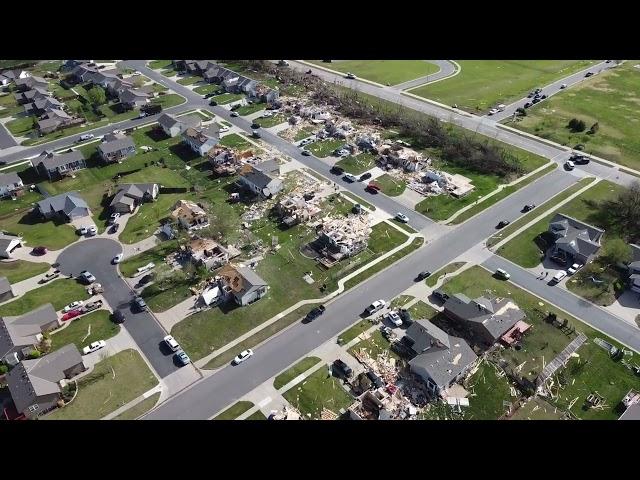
left=101, top=384, right=162, bottom=420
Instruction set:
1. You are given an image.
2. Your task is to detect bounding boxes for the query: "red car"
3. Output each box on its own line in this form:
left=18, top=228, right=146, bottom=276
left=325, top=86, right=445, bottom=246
left=366, top=182, right=381, bottom=194
left=62, top=310, right=81, bottom=321
left=32, top=246, right=47, bottom=256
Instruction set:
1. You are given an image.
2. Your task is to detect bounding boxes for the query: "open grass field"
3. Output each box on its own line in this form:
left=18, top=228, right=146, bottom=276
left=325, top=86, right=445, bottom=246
left=309, top=60, right=439, bottom=86
left=0, top=279, right=89, bottom=316
left=409, top=60, right=596, bottom=113
left=507, top=61, right=640, bottom=170
left=44, top=349, right=158, bottom=420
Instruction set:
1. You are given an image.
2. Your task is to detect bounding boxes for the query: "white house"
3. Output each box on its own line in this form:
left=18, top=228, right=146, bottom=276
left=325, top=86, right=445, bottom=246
left=0, top=172, right=24, bottom=198
left=0, top=233, right=23, bottom=259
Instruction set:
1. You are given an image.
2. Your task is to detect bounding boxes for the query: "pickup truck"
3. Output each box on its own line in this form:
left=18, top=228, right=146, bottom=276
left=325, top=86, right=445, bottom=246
left=80, top=299, right=103, bottom=314
left=39, top=270, right=61, bottom=284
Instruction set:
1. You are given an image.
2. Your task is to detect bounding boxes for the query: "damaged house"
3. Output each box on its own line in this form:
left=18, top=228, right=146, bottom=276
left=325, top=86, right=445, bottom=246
left=207, top=146, right=253, bottom=176
left=317, top=214, right=371, bottom=267
left=276, top=194, right=322, bottom=227
left=171, top=200, right=209, bottom=231
left=421, top=170, right=474, bottom=198
left=186, top=237, right=240, bottom=271
left=218, top=264, right=269, bottom=306
left=548, top=213, right=604, bottom=266
left=404, top=319, right=477, bottom=398
left=182, top=126, right=220, bottom=156
left=443, top=293, right=527, bottom=349
left=237, top=160, right=282, bottom=199
left=378, top=143, right=429, bottom=172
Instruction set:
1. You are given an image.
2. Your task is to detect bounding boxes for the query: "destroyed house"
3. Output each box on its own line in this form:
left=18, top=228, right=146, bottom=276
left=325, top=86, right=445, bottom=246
left=548, top=213, right=604, bottom=266
left=277, top=195, right=321, bottom=227
left=0, top=172, right=24, bottom=197
left=443, top=293, right=526, bottom=347
left=0, top=304, right=60, bottom=364
left=6, top=344, right=86, bottom=419
left=318, top=214, right=371, bottom=266
left=218, top=264, right=268, bottom=306
left=405, top=319, right=477, bottom=397
left=171, top=200, right=209, bottom=230
left=186, top=238, right=240, bottom=270
left=207, top=146, right=251, bottom=176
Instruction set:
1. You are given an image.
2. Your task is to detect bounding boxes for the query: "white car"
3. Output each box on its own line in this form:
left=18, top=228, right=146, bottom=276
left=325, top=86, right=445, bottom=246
left=63, top=301, right=84, bottom=313
left=560, top=83, right=567, bottom=89
left=395, top=213, right=409, bottom=223
left=565, top=160, right=575, bottom=170
left=132, top=71, right=142, bottom=76
left=262, top=111, right=274, bottom=118
left=112, top=129, right=125, bottom=135
left=82, top=340, right=106, bottom=355
left=79, top=270, right=96, bottom=283
left=345, top=72, right=356, bottom=79
left=365, top=299, right=386, bottom=316
left=138, top=112, right=147, bottom=118
left=219, top=126, right=230, bottom=133
left=385, top=311, right=403, bottom=327
left=79, top=133, right=94, bottom=141
left=233, top=349, right=254, bottom=365
left=343, top=173, right=357, bottom=183
left=488, top=108, right=499, bottom=115
left=552, top=270, right=568, bottom=284
left=164, top=335, right=180, bottom=352
left=87, top=225, right=97, bottom=236
left=567, top=263, right=583, bottom=275
left=110, top=212, right=121, bottom=223
left=77, top=226, right=88, bottom=235
left=113, top=253, right=123, bottom=264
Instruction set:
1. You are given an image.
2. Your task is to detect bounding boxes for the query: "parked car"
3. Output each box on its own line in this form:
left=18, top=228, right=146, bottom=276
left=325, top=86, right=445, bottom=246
left=131, top=71, right=142, bottom=76
left=495, top=268, right=511, bottom=280
left=359, top=172, right=372, bottom=181
left=585, top=72, right=594, bottom=77
left=175, top=350, right=191, bottom=366
left=366, top=370, right=384, bottom=389
left=79, top=270, right=96, bottom=284
left=496, top=220, right=510, bottom=229
left=488, top=108, right=499, bottom=115
left=524, top=102, right=531, bottom=109
left=64, top=301, right=84, bottom=312
left=252, top=130, right=261, bottom=139
left=39, top=270, right=61, bottom=284
left=540, top=94, right=547, bottom=100
left=78, top=133, right=94, bottom=142
left=432, top=289, right=450, bottom=302
left=230, top=111, right=239, bottom=117
left=137, top=111, right=147, bottom=119
left=82, top=340, right=106, bottom=355
left=110, top=212, right=120, bottom=223
left=395, top=213, right=409, bottom=223
left=164, top=335, right=180, bottom=352
left=345, top=72, right=356, bottom=79
left=306, top=305, right=326, bottom=321
left=77, top=226, right=88, bottom=235
left=233, top=349, right=254, bottom=365
left=352, top=203, right=363, bottom=214
left=343, top=173, right=357, bottom=183
left=564, top=160, right=575, bottom=171
left=333, top=359, right=353, bottom=378
left=62, top=310, right=81, bottom=321
left=417, top=270, right=431, bottom=281
left=532, top=97, right=540, bottom=104
left=87, top=225, right=97, bottom=236
left=572, top=155, right=590, bottom=165
left=219, top=126, right=229, bottom=133
left=204, top=93, right=215, bottom=99
left=560, top=83, right=567, bottom=89
left=32, top=246, right=47, bottom=256
left=381, top=326, right=395, bottom=340
left=112, top=310, right=126, bottom=324
left=113, top=253, right=123, bottom=264
left=133, top=296, right=147, bottom=311
left=366, top=182, right=381, bottom=193
left=251, top=122, right=260, bottom=129
left=522, top=204, right=536, bottom=212
left=551, top=270, right=568, bottom=284
left=385, top=311, right=403, bottom=327
left=209, top=99, right=218, bottom=106
left=301, top=149, right=311, bottom=156
left=364, top=299, right=386, bottom=316
left=567, top=263, right=583, bottom=275
left=110, top=223, right=120, bottom=234
left=330, top=165, right=345, bottom=175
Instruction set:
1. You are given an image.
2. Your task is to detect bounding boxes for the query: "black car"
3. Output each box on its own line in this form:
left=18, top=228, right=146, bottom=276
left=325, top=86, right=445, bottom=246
left=585, top=72, right=594, bottom=77
left=138, top=273, right=154, bottom=286
left=209, top=99, right=218, bottom=106
left=112, top=310, right=125, bottom=324
left=133, top=296, right=147, bottom=312
left=572, top=155, right=590, bottom=165
left=306, top=305, right=326, bottom=321
left=496, top=220, right=510, bottom=229
left=333, top=359, right=353, bottom=378
left=359, top=172, right=372, bottom=181
left=352, top=203, right=363, bottom=214
left=251, top=122, right=260, bottom=129
left=366, top=370, right=384, bottom=389
left=522, top=204, right=536, bottom=212
left=541, top=94, right=547, bottom=100
left=109, top=223, right=120, bottom=234
left=524, top=102, right=531, bottom=109
left=532, top=97, right=540, bottom=104
left=301, top=150, right=311, bottom=156
left=330, top=166, right=345, bottom=175
left=527, top=92, right=534, bottom=98
left=432, top=289, right=450, bottom=302
left=417, top=271, right=431, bottom=280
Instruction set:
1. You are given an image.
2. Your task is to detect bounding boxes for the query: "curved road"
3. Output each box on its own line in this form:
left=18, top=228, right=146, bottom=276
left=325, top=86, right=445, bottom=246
left=392, top=60, right=458, bottom=91
left=56, top=238, right=179, bottom=378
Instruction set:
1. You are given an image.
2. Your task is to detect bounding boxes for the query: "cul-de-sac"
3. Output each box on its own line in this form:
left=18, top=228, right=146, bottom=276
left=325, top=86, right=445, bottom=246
left=0, top=59, right=638, bottom=421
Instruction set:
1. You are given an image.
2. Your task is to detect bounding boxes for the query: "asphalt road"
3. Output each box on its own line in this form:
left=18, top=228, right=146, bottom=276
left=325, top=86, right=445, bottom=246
left=489, top=61, right=611, bottom=122
left=0, top=124, right=18, bottom=149
left=483, top=256, right=640, bottom=352
left=145, top=165, right=580, bottom=419
left=55, top=237, right=179, bottom=378
left=392, top=60, right=458, bottom=90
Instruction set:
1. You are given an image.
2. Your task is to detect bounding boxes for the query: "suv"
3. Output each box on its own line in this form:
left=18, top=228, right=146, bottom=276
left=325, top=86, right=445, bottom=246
left=522, top=204, right=536, bottom=212
left=333, top=359, right=353, bottom=378
left=164, top=335, right=180, bottom=352
left=306, top=305, right=326, bottom=321
left=432, top=289, right=450, bottom=302
left=112, top=310, right=126, bottom=324
left=567, top=263, right=583, bottom=275
left=343, top=173, right=357, bottom=183
left=417, top=270, right=431, bottom=281
left=495, top=268, right=511, bottom=280
left=359, top=172, right=372, bottom=181
left=330, top=165, right=345, bottom=175
left=496, top=220, right=510, bottom=229
left=79, top=270, right=96, bottom=284
left=133, top=296, right=147, bottom=311
left=364, top=299, right=386, bottom=316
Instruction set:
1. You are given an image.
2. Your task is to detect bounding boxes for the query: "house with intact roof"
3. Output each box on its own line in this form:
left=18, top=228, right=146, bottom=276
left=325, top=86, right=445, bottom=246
left=5, top=344, right=86, bottom=419
left=33, top=150, right=86, bottom=181
left=548, top=213, right=604, bottom=266
left=37, top=109, right=83, bottom=135
left=158, top=113, right=202, bottom=138
left=218, top=264, right=269, bottom=306
left=0, top=276, right=14, bottom=303
left=0, top=304, right=60, bottom=365
left=238, top=162, right=283, bottom=199
left=182, top=127, right=219, bottom=156
left=404, top=319, right=478, bottom=397
left=24, top=97, right=65, bottom=116
left=14, top=75, right=48, bottom=92
left=0, top=172, right=24, bottom=198
left=109, top=183, right=158, bottom=213
left=14, top=86, right=50, bottom=105
left=98, top=135, right=136, bottom=163
left=35, top=191, right=91, bottom=221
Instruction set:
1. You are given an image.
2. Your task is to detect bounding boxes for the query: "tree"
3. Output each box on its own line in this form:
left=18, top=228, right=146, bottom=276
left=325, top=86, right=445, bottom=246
left=600, top=238, right=632, bottom=266
left=568, top=118, right=586, bottom=132
left=602, top=181, right=640, bottom=243
left=87, top=86, right=106, bottom=106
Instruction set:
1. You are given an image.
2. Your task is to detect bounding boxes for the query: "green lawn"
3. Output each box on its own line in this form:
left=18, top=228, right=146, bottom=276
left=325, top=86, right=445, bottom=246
left=305, top=139, right=344, bottom=158
left=49, top=310, right=120, bottom=352
left=374, top=174, right=405, bottom=197
left=143, top=281, right=193, bottom=313
left=114, top=392, right=160, bottom=420
left=0, top=260, right=49, bottom=284
left=246, top=410, right=267, bottom=420
left=0, top=279, right=89, bottom=316
left=293, top=127, right=318, bottom=142
left=565, top=260, right=626, bottom=306
left=0, top=210, right=78, bottom=250
left=509, top=397, right=567, bottom=420
left=219, top=133, right=252, bottom=150
left=410, top=60, right=596, bottom=114
left=497, top=180, right=623, bottom=268
left=274, top=357, right=322, bottom=390
left=337, top=319, right=371, bottom=346
left=44, top=349, right=158, bottom=420
left=335, top=153, right=377, bottom=175
left=194, top=84, right=221, bottom=96
left=450, top=163, right=557, bottom=225
left=176, top=75, right=202, bottom=86
left=426, top=262, right=466, bottom=287
left=348, top=329, right=400, bottom=361
left=119, top=193, right=185, bottom=244
left=390, top=218, right=417, bottom=234
left=462, top=361, right=513, bottom=420
left=236, top=103, right=265, bottom=116
left=253, top=114, right=287, bottom=128
left=213, top=401, right=254, bottom=420
left=508, top=61, right=640, bottom=170
left=282, top=367, right=354, bottom=419
left=6, top=116, right=36, bottom=137
left=390, top=294, right=414, bottom=309
left=148, top=60, right=172, bottom=70
left=309, top=60, right=439, bottom=86
left=406, top=300, right=438, bottom=320
left=119, top=241, right=179, bottom=277
left=486, top=177, right=596, bottom=248
left=211, top=93, right=244, bottom=105
left=151, top=93, right=186, bottom=109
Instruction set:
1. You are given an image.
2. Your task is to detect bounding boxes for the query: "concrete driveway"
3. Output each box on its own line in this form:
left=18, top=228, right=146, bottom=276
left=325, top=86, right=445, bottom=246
left=55, top=237, right=180, bottom=378
left=0, top=124, right=18, bottom=149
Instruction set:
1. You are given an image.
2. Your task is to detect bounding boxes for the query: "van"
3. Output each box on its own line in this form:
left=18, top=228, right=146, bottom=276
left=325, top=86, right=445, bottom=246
left=495, top=268, right=511, bottom=280
left=552, top=271, right=567, bottom=284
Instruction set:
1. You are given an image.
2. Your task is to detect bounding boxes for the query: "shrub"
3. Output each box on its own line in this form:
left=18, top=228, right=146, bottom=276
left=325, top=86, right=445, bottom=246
left=516, top=107, right=527, bottom=116
left=568, top=118, right=586, bottom=132
left=0, top=364, right=8, bottom=374
left=28, top=349, right=41, bottom=359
